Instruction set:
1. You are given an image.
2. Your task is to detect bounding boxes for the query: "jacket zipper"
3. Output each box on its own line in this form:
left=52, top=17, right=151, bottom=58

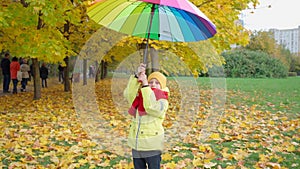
left=135, top=116, right=142, bottom=150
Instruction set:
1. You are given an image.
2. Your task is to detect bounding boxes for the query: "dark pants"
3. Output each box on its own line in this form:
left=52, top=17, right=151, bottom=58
left=12, top=79, right=18, bottom=93
left=41, top=78, right=47, bottom=88
left=59, top=71, right=64, bottom=82
left=21, top=78, right=28, bottom=90
left=133, top=154, right=161, bottom=169
left=3, top=74, right=10, bottom=92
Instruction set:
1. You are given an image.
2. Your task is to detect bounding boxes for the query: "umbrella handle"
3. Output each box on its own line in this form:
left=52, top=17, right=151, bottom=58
left=143, top=4, right=156, bottom=65
left=143, top=40, right=149, bottom=65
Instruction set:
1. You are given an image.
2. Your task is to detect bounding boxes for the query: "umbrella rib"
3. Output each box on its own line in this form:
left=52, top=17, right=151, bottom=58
left=170, top=7, right=193, bottom=41
left=88, top=0, right=121, bottom=23
left=159, top=6, right=175, bottom=41
left=131, top=2, right=152, bottom=38
left=176, top=8, right=205, bottom=41
left=87, top=0, right=217, bottom=43
left=118, top=2, right=155, bottom=37
left=102, top=1, right=134, bottom=29
left=189, top=14, right=211, bottom=39
left=164, top=6, right=185, bottom=41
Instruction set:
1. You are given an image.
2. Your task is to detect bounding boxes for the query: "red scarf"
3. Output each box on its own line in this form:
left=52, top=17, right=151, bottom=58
left=128, top=88, right=168, bottom=117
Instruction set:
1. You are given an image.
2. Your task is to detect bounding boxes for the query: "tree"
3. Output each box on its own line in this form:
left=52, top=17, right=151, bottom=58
left=0, top=0, right=99, bottom=98
left=192, top=0, right=259, bottom=52
left=245, top=31, right=293, bottom=69
left=222, top=49, right=288, bottom=78
left=1, top=0, right=261, bottom=82
left=290, top=55, right=300, bottom=74
left=0, top=1, right=70, bottom=99
left=60, top=1, right=100, bottom=91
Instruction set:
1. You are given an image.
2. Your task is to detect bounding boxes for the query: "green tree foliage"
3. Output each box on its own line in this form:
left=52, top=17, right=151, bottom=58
left=192, top=0, right=259, bottom=53
left=1, top=0, right=261, bottom=79
left=1, top=1, right=71, bottom=61
left=0, top=0, right=100, bottom=64
left=222, top=49, right=288, bottom=78
left=0, top=0, right=100, bottom=98
left=290, top=55, right=300, bottom=75
left=245, top=31, right=294, bottom=69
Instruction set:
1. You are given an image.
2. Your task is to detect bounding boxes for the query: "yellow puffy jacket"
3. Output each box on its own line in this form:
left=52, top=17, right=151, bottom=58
left=124, top=75, right=169, bottom=151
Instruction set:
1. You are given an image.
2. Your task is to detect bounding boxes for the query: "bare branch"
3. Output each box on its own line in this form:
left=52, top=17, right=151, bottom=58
left=20, top=0, right=28, bottom=7
left=195, top=0, right=215, bottom=7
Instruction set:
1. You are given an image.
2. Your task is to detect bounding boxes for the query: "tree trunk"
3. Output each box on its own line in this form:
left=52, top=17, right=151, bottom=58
left=100, top=60, right=108, bottom=79
left=104, top=61, right=107, bottom=78
left=63, top=17, right=71, bottom=91
left=100, top=60, right=104, bottom=79
left=64, top=57, right=71, bottom=92
left=83, top=59, right=87, bottom=85
left=32, top=58, right=41, bottom=100
left=30, top=8, right=43, bottom=100
left=95, top=61, right=99, bottom=82
left=150, top=47, right=159, bottom=72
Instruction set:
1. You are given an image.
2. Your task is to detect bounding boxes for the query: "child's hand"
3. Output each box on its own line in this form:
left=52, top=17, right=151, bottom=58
left=138, top=72, right=148, bottom=86
left=137, top=63, right=146, bottom=76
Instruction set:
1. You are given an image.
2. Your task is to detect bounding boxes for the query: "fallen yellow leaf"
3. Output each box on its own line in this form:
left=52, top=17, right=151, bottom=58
left=162, top=153, right=173, bottom=161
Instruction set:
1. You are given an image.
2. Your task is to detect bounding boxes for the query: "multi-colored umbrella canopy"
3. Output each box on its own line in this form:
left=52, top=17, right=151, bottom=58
left=87, top=0, right=216, bottom=42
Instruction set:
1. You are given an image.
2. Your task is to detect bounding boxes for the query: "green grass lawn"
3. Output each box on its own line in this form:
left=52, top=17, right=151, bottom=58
left=195, top=77, right=299, bottom=169
left=197, top=77, right=300, bottom=114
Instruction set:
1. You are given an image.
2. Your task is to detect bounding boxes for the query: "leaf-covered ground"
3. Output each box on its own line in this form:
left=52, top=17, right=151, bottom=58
left=0, top=78, right=299, bottom=169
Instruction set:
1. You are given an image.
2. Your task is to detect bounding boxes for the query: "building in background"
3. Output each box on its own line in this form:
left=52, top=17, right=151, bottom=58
left=270, top=26, right=300, bottom=55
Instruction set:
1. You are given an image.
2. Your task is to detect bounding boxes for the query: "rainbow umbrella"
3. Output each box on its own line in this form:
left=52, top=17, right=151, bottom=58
left=87, top=0, right=217, bottom=63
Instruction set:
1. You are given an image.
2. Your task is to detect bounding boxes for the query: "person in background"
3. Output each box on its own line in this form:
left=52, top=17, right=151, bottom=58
left=123, top=63, right=169, bottom=169
left=27, top=59, right=32, bottom=82
left=10, top=57, right=20, bottom=94
left=19, top=57, right=24, bottom=65
left=1, top=53, right=11, bottom=93
left=29, top=63, right=34, bottom=80
left=58, top=64, right=64, bottom=83
left=20, top=59, right=30, bottom=92
left=40, top=63, right=48, bottom=88
left=89, top=65, right=95, bottom=78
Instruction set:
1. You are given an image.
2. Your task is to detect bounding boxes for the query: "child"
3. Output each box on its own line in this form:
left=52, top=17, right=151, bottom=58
left=123, top=63, right=169, bottom=169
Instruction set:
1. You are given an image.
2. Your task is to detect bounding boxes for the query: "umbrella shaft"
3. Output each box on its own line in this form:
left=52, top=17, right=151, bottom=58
left=143, top=4, right=156, bottom=65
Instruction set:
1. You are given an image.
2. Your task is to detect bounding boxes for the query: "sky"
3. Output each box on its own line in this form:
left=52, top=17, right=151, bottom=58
left=241, top=0, right=300, bottom=31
